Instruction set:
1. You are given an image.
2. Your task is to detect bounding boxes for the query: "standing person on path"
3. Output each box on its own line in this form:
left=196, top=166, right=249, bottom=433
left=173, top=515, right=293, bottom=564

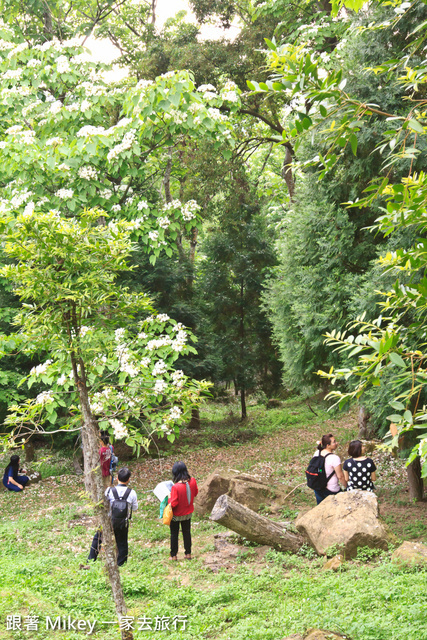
left=343, top=440, right=377, bottom=492
left=169, top=461, right=198, bottom=561
left=88, top=467, right=138, bottom=567
left=314, top=434, right=347, bottom=504
left=2, top=455, right=29, bottom=492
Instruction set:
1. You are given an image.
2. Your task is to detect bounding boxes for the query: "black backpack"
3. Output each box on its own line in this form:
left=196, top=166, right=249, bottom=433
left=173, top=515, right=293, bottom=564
left=109, top=487, right=132, bottom=531
left=305, top=453, right=335, bottom=490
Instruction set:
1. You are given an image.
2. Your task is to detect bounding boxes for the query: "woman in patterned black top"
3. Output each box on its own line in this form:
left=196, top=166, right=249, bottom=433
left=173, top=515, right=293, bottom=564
left=343, top=440, right=377, bottom=492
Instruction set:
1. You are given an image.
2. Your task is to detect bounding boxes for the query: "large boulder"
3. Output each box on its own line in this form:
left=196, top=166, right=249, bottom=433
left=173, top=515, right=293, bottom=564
left=194, top=470, right=231, bottom=515
left=295, top=490, right=391, bottom=558
left=229, top=473, right=287, bottom=511
left=392, top=541, right=427, bottom=566
left=194, top=470, right=292, bottom=515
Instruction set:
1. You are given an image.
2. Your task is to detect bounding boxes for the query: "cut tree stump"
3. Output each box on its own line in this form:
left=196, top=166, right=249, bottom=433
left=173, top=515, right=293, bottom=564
left=210, top=494, right=305, bottom=553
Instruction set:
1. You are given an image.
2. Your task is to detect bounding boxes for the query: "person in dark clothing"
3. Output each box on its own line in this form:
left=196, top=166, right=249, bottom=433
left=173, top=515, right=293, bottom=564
left=2, top=455, right=29, bottom=492
left=87, top=467, right=138, bottom=567
left=168, top=461, right=198, bottom=561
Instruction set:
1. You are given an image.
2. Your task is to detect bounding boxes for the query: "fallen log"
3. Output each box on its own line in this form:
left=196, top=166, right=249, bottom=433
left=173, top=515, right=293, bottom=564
left=210, top=494, right=305, bottom=553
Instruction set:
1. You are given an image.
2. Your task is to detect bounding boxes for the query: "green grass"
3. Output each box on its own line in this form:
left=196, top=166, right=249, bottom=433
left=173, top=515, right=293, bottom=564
left=0, top=398, right=426, bottom=640
left=1, top=501, right=426, bottom=640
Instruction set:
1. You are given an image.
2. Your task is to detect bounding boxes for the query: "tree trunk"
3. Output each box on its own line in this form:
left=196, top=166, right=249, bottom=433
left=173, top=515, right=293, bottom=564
left=210, top=494, right=305, bottom=553
left=240, top=388, right=247, bottom=420
left=25, top=439, right=36, bottom=463
left=357, top=404, right=370, bottom=439
left=407, top=456, right=424, bottom=502
left=188, top=407, right=201, bottom=429
left=78, top=381, right=133, bottom=640
left=282, top=147, right=295, bottom=201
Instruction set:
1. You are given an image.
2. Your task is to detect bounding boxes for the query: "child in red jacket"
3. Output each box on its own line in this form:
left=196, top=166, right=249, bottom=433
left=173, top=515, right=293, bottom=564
left=168, top=461, right=198, bottom=560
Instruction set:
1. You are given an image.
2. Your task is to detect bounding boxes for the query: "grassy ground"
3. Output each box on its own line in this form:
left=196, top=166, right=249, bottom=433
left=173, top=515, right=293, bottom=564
left=1, top=397, right=426, bottom=640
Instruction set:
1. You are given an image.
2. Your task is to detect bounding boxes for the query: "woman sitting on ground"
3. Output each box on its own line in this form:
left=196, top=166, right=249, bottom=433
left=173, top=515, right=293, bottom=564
left=168, top=461, right=198, bottom=561
left=343, top=440, right=376, bottom=492
left=2, top=455, right=29, bottom=492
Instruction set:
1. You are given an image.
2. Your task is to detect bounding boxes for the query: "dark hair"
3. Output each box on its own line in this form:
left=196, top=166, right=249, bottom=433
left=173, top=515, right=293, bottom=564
left=118, top=467, right=131, bottom=483
left=172, top=461, right=190, bottom=483
left=5, top=454, right=20, bottom=475
left=317, top=434, right=334, bottom=452
left=101, top=435, right=110, bottom=445
left=348, top=440, right=363, bottom=458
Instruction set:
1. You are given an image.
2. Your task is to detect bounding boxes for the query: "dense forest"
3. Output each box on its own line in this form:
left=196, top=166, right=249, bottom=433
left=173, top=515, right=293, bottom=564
left=1, top=0, right=427, bottom=481
left=1, top=0, right=427, bottom=636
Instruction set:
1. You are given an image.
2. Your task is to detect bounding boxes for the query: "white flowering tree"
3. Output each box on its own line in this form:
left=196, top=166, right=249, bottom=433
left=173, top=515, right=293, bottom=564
left=0, top=26, right=243, bottom=637
left=0, top=27, right=242, bottom=405
left=0, top=207, right=210, bottom=636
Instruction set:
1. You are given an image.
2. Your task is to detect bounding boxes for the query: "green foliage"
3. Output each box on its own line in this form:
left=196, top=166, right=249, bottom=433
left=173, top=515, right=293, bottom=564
left=0, top=209, right=209, bottom=450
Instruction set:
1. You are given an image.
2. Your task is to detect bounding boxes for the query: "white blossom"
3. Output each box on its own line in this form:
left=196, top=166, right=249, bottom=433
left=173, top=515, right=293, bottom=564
left=36, top=390, right=54, bottom=406
left=181, top=199, right=200, bottom=221
left=221, top=91, right=239, bottom=102
left=157, top=216, right=170, bottom=229
left=50, top=100, right=63, bottom=115
left=137, top=200, right=149, bottom=210
left=65, top=102, right=80, bottom=112
left=148, top=230, right=159, bottom=242
left=77, top=125, right=105, bottom=137
left=23, top=201, right=35, bottom=218
left=3, top=68, right=23, bottom=80
left=57, top=374, right=67, bottom=385
left=110, top=418, right=129, bottom=439
left=6, top=125, right=23, bottom=135
left=27, top=58, right=42, bottom=68
left=157, top=314, right=170, bottom=322
left=163, top=199, right=181, bottom=211
left=171, top=329, right=187, bottom=352
left=147, top=336, right=172, bottom=350
left=55, top=188, right=73, bottom=199
left=154, top=379, right=168, bottom=394
left=107, top=131, right=136, bottom=162
left=78, top=165, right=98, bottom=180
left=169, top=406, right=182, bottom=421
left=112, top=204, right=121, bottom=213
left=81, top=99, right=91, bottom=111
left=197, top=83, right=216, bottom=92
left=152, top=359, right=167, bottom=376
left=46, top=137, right=63, bottom=147
left=56, top=55, right=71, bottom=73
left=115, top=328, right=126, bottom=341
left=30, top=359, right=52, bottom=377
left=171, top=369, right=185, bottom=388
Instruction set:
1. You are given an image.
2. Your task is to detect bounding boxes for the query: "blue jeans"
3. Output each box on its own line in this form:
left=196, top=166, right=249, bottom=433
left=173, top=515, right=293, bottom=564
left=314, top=488, right=340, bottom=505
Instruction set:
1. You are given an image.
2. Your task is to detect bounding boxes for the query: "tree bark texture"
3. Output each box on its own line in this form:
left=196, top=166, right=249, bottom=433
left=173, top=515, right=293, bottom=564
left=282, top=147, right=295, bottom=201
left=357, top=404, right=370, bottom=439
left=407, top=456, right=424, bottom=502
left=188, top=407, right=201, bottom=429
left=210, top=494, right=305, bottom=552
left=78, top=382, right=133, bottom=640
